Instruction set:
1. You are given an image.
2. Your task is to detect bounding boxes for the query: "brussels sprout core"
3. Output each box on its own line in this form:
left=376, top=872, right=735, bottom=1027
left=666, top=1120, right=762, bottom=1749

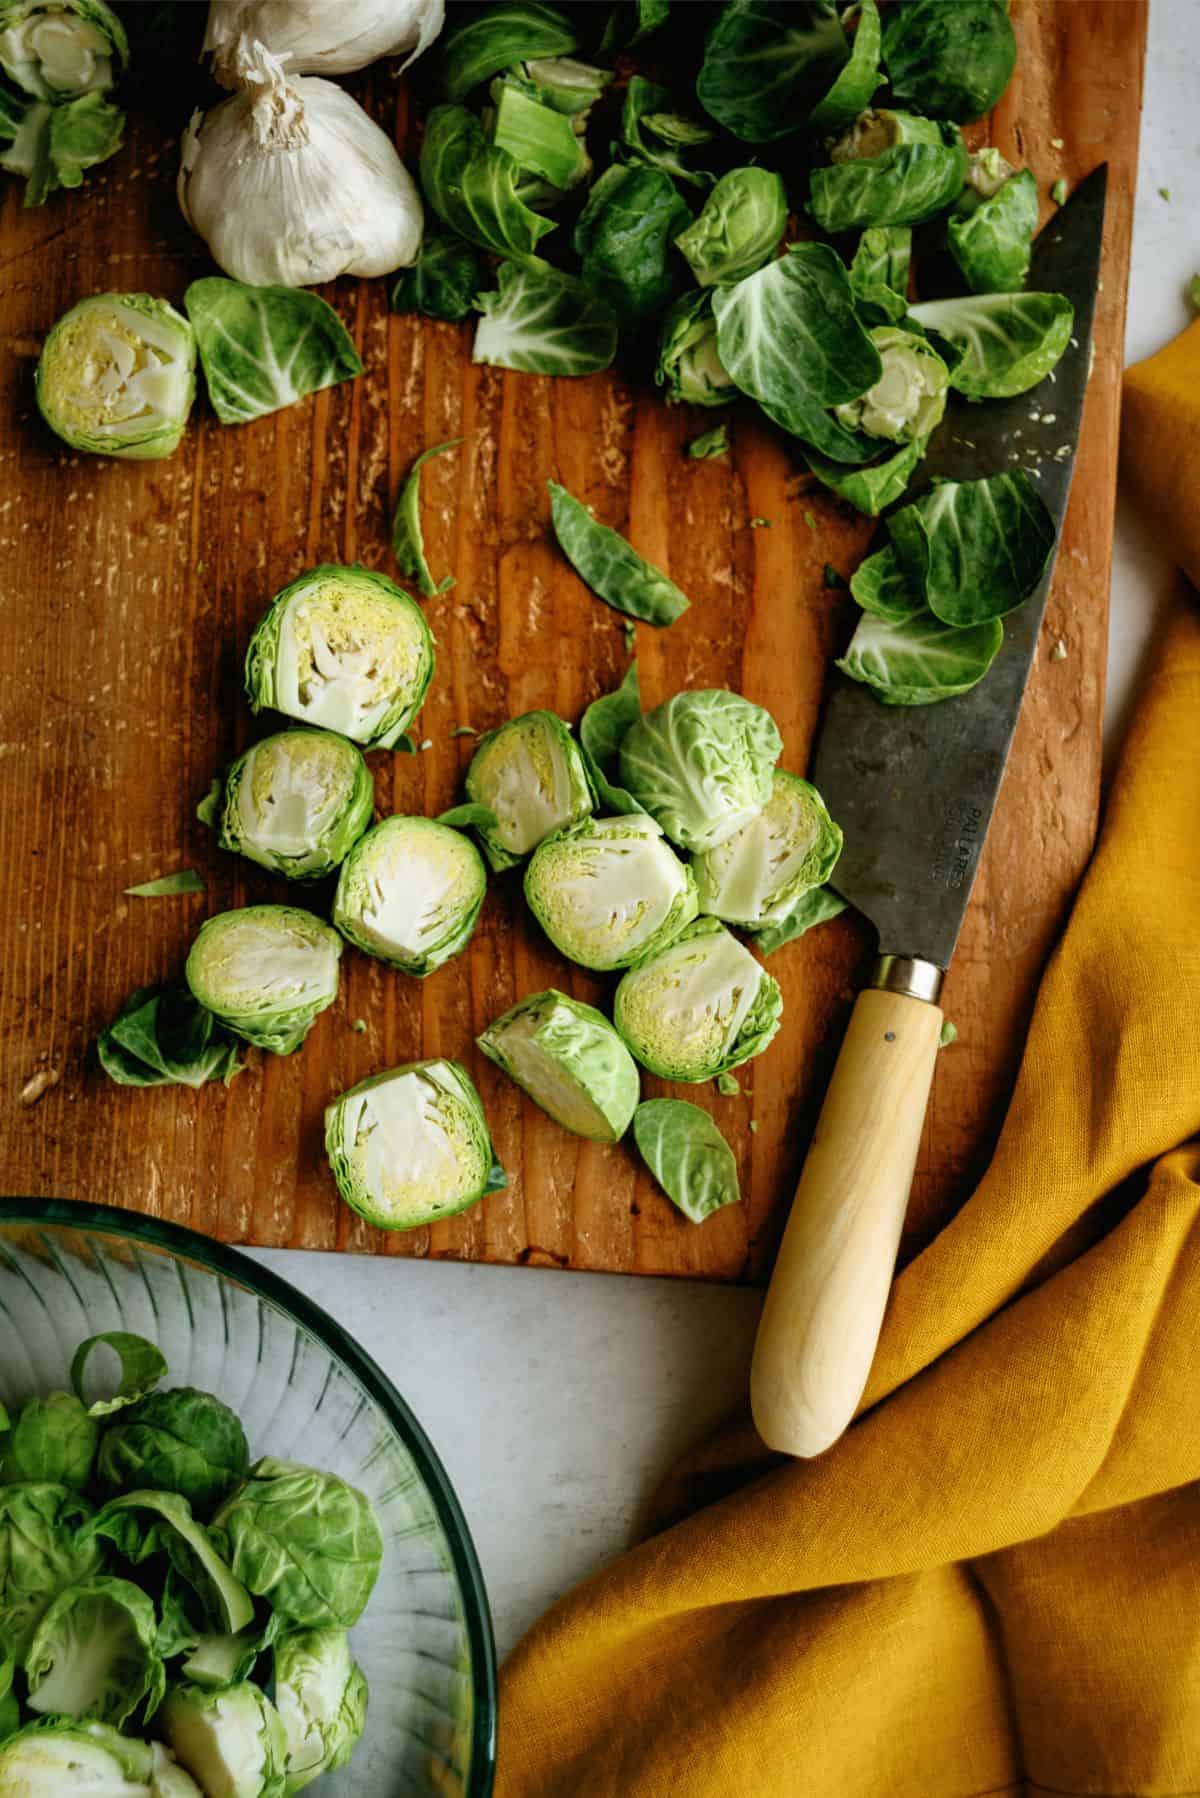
left=325, top=1059, right=503, bottom=1230
left=674, top=167, right=788, bottom=288
left=333, top=816, right=486, bottom=976
left=35, top=293, right=196, bottom=461
left=465, top=710, right=594, bottom=869
left=694, top=771, right=843, bottom=928
left=219, top=729, right=374, bottom=880
left=478, top=988, right=640, bottom=1142
left=244, top=564, right=435, bottom=751
left=829, top=107, right=942, bottom=162
left=835, top=325, right=949, bottom=443
left=185, top=905, right=342, bottom=1054
left=0, top=0, right=127, bottom=100
left=523, top=814, right=699, bottom=971
left=614, top=916, right=783, bottom=1082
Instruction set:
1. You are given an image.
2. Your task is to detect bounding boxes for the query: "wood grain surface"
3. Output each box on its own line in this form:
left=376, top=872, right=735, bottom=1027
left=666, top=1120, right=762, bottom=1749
left=0, top=1, right=1147, bottom=1280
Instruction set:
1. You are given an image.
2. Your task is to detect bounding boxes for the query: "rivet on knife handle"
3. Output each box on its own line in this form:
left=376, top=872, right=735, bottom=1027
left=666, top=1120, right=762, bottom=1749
left=750, top=956, right=944, bottom=1458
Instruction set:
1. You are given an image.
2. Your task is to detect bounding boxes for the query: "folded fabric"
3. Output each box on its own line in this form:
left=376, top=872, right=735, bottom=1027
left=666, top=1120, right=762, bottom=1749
left=496, top=327, right=1200, bottom=1796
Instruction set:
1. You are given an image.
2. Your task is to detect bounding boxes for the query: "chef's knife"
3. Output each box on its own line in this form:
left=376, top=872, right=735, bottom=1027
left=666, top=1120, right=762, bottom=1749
left=750, top=167, right=1108, bottom=1458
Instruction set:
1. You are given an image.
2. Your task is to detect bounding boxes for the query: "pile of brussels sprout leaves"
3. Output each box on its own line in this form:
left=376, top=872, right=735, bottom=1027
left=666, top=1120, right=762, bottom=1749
left=397, top=0, right=1075, bottom=703
left=0, top=1330, right=380, bottom=1792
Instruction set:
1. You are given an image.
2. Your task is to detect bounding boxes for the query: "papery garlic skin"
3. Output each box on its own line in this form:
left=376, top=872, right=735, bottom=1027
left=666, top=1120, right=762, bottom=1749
left=203, top=0, right=445, bottom=83
left=178, top=42, right=423, bottom=287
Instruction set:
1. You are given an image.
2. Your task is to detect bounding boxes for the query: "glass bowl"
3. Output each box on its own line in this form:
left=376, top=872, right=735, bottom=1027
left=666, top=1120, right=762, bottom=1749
left=0, top=1197, right=496, bottom=1798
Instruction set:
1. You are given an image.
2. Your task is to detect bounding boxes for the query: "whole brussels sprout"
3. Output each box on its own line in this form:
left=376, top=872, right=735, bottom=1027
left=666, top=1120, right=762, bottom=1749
left=0, top=1393, right=98, bottom=1490
left=618, top=690, right=782, bottom=854
left=96, top=1387, right=249, bottom=1518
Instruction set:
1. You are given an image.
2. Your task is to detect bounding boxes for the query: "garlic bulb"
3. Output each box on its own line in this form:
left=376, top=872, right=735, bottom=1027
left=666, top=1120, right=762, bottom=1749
left=204, top=0, right=445, bottom=83
left=178, top=40, right=423, bottom=287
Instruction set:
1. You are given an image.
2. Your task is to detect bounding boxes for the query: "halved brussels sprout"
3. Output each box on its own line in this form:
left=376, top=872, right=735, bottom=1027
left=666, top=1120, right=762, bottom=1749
left=655, top=290, right=737, bottom=409
left=613, top=916, right=783, bottom=1082
left=464, top=710, right=594, bottom=870
left=218, top=729, right=374, bottom=880
left=0, top=1719, right=162, bottom=1796
left=618, top=689, right=782, bottom=853
left=35, top=293, right=196, bottom=461
left=332, top=816, right=486, bottom=977
left=834, top=325, right=949, bottom=444
left=325, top=1059, right=504, bottom=1231
left=478, top=988, right=640, bottom=1142
left=244, top=564, right=435, bottom=751
left=185, top=905, right=342, bottom=1054
left=524, top=814, right=698, bottom=972
left=693, top=771, right=843, bottom=929
left=0, top=0, right=127, bottom=100
left=274, top=1628, right=368, bottom=1792
left=161, top=1682, right=287, bottom=1798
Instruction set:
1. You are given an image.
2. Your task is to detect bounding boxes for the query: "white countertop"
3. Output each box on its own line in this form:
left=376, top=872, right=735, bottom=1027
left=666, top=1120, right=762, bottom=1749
left=252, top=3, right=1200, bottom=1664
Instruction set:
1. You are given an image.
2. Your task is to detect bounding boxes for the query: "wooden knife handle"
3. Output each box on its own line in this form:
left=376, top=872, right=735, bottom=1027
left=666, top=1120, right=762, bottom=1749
left=750, top=984, right=943, bottom=1458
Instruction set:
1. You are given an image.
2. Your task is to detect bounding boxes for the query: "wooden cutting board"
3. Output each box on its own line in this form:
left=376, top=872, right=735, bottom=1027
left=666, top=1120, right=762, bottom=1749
left=0, top=1, right=1146, bottom=1280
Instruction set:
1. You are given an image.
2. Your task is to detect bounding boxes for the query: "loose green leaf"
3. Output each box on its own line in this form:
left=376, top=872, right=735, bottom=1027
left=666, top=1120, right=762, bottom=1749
left=620, top=75, right=713, bottom=192
left=908, top=292, right=1074, bottom=399
left=948, top=167, right=1039, bottom=294
left=392, top=439, right=462, bottom=599
left=184, top=280, right=362, bottom=426
left=421, top=103, right=556, bottom=264
left=715, top=1072, right=740, bottom=1096
left=887, top=471, right=1056, bottom=625
left=436, top=803, right=500, bottom=831
left=0, top=1485, right=106, bottom=1662
left=697, top=0, right=849, bottom=142
left=391, top=232, right=488, bottom=323
left=85, top=1490, right=255, bottom=1635
left=687, top=424, right=729, bottom=461
left=849, top=225, right=912, bottom=325
left=849, top=544, right=924, bottom=621
left=3, top=89, right=124, bottom=207
left=712, top=244, right=881, bottom=459
left=809, top=128, right=969, bottom=232
left=212, top=1457, right=384, bottom=1629
left=939, top=1019, right=959, bottom=1047
left=837, top=608, right=1005, bottom=704
left=674, top=166, right=787, bottom=286
left=24, top=1574, right=165, bottom=1729
left=573, top=162, right=691, bottom=327
left=71, top=1333, right=169, bottom=1416
left=491, top=77, right=587, bottom=188
left=549, top=481, right=688, bottom=626
left=124, top=870, right=205, bottom=897
left=439, top=2, right=579, bottom=99
left=196, top=778, right=222, bottom=829
left=809, top=0, right=882, bottom=129
left=579, top=663, right=645, bottom=815
left=599, top=0, right=670, bottom=51
left=473, top=261, right=618, bottom=377
left=751, top=884, right=848, bottom=954
left=803, top=435, right=928, bottom=517
left=632, top=1099, right=741, bottom=1223
left=882, top=0, right=1017, bottom=124
left=97, top=983, right=243, bottom=1089
left=1050, top=176, right=1068, bottom=207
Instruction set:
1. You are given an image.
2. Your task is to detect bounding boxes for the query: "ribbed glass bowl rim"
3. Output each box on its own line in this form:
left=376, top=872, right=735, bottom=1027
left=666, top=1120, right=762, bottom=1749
left=0, top=1195, right=498, bottom=1798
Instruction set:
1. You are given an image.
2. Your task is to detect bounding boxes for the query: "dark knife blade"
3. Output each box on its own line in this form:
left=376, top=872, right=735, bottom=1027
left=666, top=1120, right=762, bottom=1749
left=811, top=164, right=1108, bottom=970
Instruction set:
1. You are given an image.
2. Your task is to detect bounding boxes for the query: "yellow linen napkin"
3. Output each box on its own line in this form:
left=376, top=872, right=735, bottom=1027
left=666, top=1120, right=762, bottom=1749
left=495, top=332, right=1200, bottom=1797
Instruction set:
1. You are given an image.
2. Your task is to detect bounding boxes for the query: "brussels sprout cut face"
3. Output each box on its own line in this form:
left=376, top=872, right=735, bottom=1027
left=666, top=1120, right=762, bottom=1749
left=219, top=730, right=374, bottom=880
left=524, top=814, right=698, bottom=972
left=614, top=917, right=783, bottom=1083
left=0, top=0, right=127, bottom=100
left=333, top=817, right=486, bottom=977
left=694, top=771, right=843, bottom=929
left=35, top=293, right=196, bottom=461
left=465, top=710, right=594, bottom=868
left=478, top=988, right=640, bottom=1143
left=618, top=689, right=783, bottom=853
left=274, top=1628, right=368, bottom=1792
left=161, top=1682, right=287, bottom=1798
left=245, top=565, right=435, bottom=751
left=835, top=325, right=949, bottom=444
left=325, top=1059, right=504, bottom=1231
left=184, top=906, right=342, bottom=1054
left=0, top=1721, right=155, bottom=1796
